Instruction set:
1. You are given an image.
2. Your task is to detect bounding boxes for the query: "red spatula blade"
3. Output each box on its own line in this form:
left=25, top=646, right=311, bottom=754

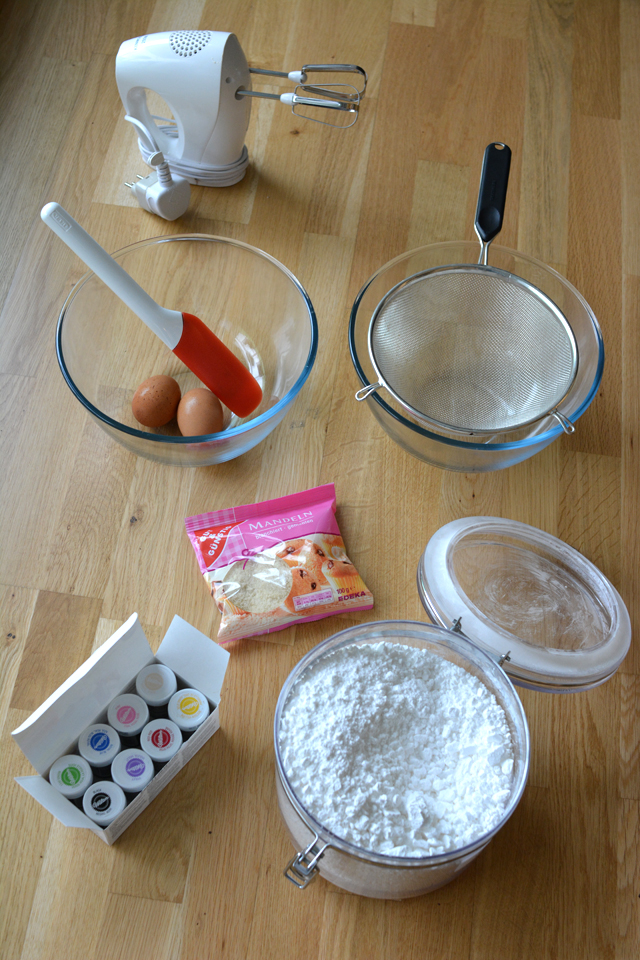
left=173, top=313, right=262, bottom=418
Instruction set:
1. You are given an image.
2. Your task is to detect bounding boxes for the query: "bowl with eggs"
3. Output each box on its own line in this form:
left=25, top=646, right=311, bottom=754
left=56, top=234, right=318, bottom=466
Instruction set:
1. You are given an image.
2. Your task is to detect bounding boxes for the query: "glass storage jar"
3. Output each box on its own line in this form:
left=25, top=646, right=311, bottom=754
left=274, top=620, right=530, bottom=899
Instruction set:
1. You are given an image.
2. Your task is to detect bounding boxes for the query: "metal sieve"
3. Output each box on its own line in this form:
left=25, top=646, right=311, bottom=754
left=355, top=143, right=578, bottom=436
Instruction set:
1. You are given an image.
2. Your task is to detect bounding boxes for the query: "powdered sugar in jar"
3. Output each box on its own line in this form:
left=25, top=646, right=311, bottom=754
left=275, top=621, right=529, bottom=899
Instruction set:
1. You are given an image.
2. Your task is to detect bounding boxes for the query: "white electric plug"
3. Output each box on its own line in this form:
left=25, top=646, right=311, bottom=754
left=126, top=166, right=191, bottom=220
left=123, top=116, right=191, bottom=221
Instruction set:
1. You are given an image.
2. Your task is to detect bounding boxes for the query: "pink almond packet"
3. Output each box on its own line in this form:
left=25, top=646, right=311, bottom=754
left=185, top=484, right=373, bottom=642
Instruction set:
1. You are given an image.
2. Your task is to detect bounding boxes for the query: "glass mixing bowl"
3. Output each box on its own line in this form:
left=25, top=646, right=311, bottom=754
left=349, top=242, right=604, bottom=472
left=274, top=620, right=530, bottom=899
left=57, top=234, right=318, bottom=466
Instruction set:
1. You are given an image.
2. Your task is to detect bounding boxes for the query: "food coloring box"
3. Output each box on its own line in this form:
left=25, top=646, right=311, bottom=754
left=12, top=613, right=229, bottom=844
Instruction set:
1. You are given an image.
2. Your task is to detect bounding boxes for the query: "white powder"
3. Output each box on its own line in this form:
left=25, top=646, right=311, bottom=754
left=222, top=556, right=292, bottom=613
left=279, top=641, right=515, bottom=857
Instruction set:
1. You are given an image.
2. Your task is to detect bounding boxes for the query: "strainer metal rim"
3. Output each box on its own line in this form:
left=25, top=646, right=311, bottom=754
left=367, top=262, right=580, bottom=436
left=349, top=241, right=604, bottom=452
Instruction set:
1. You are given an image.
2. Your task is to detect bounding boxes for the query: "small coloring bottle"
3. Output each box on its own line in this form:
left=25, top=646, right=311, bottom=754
left=107, top=694, right=149, bottom=746
left=78, top=723, right=121, bottom=769
left=135, top=663, right=178, bottom=717
left=111, top=748, right=155, bottom=795
left=49, top=754, right=93, bottom=803
left=82, top=781, right=127, bottom=826
left=167, top=688, right=210, bottom=736
left=140, top=718, right=183, bottom=765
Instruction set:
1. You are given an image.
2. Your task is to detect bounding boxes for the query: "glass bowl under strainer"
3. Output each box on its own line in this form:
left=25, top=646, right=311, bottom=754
left=349, top=242, right=604, bottom=472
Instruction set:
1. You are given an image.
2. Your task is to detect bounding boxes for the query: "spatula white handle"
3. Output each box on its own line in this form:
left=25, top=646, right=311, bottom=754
left=41, top=202, right=183, bottom=349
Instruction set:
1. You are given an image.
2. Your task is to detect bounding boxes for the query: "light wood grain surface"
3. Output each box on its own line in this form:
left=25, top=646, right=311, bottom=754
left=1, top=0, right=639, bottom=957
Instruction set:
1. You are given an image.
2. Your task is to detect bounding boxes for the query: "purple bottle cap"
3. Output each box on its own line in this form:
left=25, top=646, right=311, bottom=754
left=111, top=749, right=154, bottom=793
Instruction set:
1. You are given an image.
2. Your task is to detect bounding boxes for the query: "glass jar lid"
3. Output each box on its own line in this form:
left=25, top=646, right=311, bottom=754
left=417, top=517, right=631, bottom=692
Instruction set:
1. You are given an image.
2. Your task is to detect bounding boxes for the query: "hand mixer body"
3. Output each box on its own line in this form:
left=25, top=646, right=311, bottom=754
left=115, top=31, right=252, bottom=171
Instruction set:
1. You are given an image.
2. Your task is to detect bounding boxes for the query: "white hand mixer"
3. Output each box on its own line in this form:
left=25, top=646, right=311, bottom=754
left=116, top=30, right=367, bottom=216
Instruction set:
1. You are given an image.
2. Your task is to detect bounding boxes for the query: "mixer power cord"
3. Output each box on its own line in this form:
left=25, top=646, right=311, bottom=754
left=134, top=116, right=249, bottom=188
left=123, top=114, right=249, bottom=219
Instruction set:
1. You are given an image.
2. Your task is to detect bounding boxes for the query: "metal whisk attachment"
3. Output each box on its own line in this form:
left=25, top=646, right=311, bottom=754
left=355, top=143, right=579, bottom=435
left=237, top=64, right=367, bottom=127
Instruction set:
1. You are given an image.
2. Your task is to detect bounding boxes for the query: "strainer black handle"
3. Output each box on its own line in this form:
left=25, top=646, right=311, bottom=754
left=475, top=142, right=511, bottom=244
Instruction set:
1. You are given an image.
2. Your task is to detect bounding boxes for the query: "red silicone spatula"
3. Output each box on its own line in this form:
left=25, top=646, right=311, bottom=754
left=41, top=202, right=263, bottom=417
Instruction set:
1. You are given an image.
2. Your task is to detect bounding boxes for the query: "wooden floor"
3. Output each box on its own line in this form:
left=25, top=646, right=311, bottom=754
left=1, top=0, right=639, bottom=957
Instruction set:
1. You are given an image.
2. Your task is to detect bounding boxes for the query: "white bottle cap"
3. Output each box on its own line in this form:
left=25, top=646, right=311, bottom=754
left=135, top=663, right=178, bottom=707
left=82, top=780, right=127, bottom=825
left=167, top=688, right=210, bottom=732
left=49, top=755, right=93, bottom=799
left=107, top=694, right=149, bottom=736
left=111, top=749, right=155, bottom=793
left=77, top=724, right=121, bottom=767
left=140, top=719, right=183, bottom=762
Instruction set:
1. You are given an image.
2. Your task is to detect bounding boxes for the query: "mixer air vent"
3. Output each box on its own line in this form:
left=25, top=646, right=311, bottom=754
left=169, top=30, right=212, bottom=57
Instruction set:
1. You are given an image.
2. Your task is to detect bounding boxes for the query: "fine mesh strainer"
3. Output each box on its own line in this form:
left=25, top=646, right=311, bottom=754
left=355, top=143, right=579, bottom=436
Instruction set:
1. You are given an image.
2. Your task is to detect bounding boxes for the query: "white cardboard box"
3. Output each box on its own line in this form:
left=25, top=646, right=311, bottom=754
left=12, top=613, right=229, bottom=844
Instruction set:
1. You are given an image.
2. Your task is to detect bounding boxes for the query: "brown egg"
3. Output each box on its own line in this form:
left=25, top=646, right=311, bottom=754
left=177, top=388, right=225, bottom=436
left=131, top=375, right=181, bottom=428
